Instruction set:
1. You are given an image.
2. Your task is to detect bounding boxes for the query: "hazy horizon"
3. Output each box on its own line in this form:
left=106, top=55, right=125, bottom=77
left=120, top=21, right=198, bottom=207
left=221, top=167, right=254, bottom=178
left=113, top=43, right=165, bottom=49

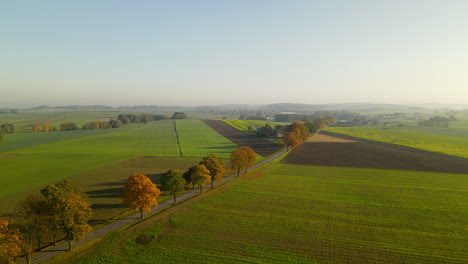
left=2, top=1, right=468, bottom=108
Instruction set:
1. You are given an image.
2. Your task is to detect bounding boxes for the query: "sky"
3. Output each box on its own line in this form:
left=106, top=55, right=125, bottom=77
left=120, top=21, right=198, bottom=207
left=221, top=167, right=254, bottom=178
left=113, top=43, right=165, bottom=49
left=1, top=0, right=468, bottom=108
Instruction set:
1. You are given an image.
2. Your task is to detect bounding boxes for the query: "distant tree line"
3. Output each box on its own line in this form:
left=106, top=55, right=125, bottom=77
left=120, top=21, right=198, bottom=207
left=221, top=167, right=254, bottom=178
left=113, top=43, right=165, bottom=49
left=0, top=123, right=14, bottom=133
left=418, top=116, right=456, bottom=128
left=0, top=109, right=19, bottom=114
left=117, top=113, right=167, bottom=124
left=32, top=124, right=57, bottom=132
left=31, top=113, right=171, bottom=133
left=171, top=112, right=187, bottom=119
left=82, top=119, right=123, bottom=129
left=275, top=111, right=361, bottom=123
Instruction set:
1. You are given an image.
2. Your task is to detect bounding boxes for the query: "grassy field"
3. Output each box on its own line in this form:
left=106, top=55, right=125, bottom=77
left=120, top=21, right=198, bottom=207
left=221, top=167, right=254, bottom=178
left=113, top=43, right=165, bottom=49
left=0, top=120, right=237, bottom=203
left=0, top=128, right=123, bottom=152
left=10, top=122, right=179, bottom=156
left=326, top=126, right=468, bottom=158
left=177, top=120, right=238, bottom=158
left=393, top=126, right=468, bottom=138
left=63, top=163, right=467, bottom=264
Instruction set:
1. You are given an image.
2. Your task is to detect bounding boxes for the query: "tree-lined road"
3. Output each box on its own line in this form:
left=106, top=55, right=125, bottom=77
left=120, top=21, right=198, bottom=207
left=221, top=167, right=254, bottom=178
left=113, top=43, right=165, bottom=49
left=18, top=147, right=287, bottom=264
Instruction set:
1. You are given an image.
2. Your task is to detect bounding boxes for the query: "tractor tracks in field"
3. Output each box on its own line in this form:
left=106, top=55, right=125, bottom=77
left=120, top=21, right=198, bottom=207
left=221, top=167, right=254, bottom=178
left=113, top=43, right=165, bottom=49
left=173, top=119, right=183, bottom=157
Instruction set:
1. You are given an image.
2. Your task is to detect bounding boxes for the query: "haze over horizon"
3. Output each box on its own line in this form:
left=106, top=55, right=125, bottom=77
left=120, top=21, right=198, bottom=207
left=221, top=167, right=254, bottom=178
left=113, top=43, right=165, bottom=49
left=2, top=1, right=468, bottom=108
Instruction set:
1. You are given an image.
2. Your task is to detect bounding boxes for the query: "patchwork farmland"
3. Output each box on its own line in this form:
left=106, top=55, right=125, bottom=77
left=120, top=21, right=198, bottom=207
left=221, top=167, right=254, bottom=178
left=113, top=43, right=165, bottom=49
left=2, top=114, right=467, bottom=264
left=0, top=119, right=238, bottom=217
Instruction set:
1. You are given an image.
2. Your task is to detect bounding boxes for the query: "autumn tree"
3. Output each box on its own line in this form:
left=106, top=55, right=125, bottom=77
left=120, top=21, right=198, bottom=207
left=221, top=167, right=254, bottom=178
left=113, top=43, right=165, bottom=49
left=0, top=220, right=21, bottom=264
left=190, top=164, right=211, bottom=193
left=40, top=181, right=92, bottom=251
left=60, top=122, right=78, bottom=131
left=231, top=148, right=247, bottom=176
left=57, top=193, right=92, bottom=250
left=316, top=119, right=327, bottom=131
left=122, top=174, right=161, bottom=219
left=161, top=169, right=185, bottom=204
left=42, top=124, right=50, bottom=132
left=291, top=121, right=309, bottom=142
left=32, top=124, right=42, bottom=132
left=282, top=132, right=300, bottom=150
left=239, top=146, right=256, bottom=173
left=200, top=157, right=226, bottom=189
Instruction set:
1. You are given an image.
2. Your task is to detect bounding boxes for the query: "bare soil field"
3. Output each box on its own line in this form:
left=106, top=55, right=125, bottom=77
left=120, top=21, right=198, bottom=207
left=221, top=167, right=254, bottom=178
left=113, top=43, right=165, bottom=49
left=203, top=120, right=283, bottom=157
left=282, top=131, right=468, bottom=174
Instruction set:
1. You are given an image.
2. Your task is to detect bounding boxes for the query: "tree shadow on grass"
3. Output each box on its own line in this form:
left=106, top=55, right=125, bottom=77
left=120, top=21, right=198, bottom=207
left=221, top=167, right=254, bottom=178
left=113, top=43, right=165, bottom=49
left=90, top=179, right=127, bottom=187
left=87, top=187, right=122, bottom=199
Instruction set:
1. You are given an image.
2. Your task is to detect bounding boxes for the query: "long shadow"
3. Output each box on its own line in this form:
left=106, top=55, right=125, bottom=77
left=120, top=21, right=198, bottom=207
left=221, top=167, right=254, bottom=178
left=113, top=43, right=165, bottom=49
left=87, top=187, right=122, bottom=199
left=91, top=179, right=127, bottom=187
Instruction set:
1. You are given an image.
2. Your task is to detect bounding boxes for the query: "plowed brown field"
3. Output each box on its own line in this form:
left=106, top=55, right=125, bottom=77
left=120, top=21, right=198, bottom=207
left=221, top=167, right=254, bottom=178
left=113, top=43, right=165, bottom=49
left=281, top=131, right=468, bottom=174
left=203, top=120, right=283, bottom=157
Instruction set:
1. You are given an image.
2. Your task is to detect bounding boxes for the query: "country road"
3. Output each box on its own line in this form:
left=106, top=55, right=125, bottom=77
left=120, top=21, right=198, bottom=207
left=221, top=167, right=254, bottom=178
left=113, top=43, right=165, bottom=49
left=18, top=147, right=287, bottom=264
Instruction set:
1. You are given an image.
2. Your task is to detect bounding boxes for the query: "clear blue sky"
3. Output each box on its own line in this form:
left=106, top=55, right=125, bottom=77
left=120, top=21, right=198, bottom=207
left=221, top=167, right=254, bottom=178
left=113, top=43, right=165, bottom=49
left=1, top=0, right=468, bottom=107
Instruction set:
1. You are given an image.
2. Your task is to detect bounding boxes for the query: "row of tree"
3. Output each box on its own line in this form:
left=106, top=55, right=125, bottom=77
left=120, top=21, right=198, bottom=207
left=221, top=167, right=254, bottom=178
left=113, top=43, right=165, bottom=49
left=123, top=147, right=257, bottom=219
left=1, top=148, right=258, bottom=263
left=418, top=116, right=456, bottom=128
left=282, top=121, right=310, bottom=150
left=32, top=124, right=58, bottom=132
left=117, top=113, right=168, bottom=124
left=82, top=119, right=123, bottom=129
left=0, top=181, right=92, bottom=263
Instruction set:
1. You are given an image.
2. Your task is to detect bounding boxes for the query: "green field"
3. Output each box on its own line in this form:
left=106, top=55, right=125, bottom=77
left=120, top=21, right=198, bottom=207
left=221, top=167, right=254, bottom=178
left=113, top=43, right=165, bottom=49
left=0, top=120, right=237, bottom=202
left=177, top=119, right=238, bottom=158
left=66, top=163, right=468, bottom=263
left=326, top=126, right=468, bottom=158
left=0, top=128, right=123, bottom=153
left=393, top=126, right=468, bottom=138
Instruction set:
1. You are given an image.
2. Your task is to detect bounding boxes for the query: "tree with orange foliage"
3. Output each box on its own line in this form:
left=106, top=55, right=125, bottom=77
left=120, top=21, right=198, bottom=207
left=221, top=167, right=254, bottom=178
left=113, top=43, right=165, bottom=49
left=282, top=132, right=301, bottom=150
left=191, top=164, right=211, bottom=193
left=201, top=157, right=226, bottom=189
left=316, top=119, right=327, bottom=131
left=42, top=124, right=50, bottom=132
left=0, top=220, right=21, bottom=264
left=122, top=174, right=161, bottom=219
left=32, top=124, right=42, bottom=132
left=291, top=121, right=309, bottom=142
left=58, top=193, right=92, bottom=251
left=239, top=146, right=257, bottom=173
left=231, top=148, right=247, bottom=176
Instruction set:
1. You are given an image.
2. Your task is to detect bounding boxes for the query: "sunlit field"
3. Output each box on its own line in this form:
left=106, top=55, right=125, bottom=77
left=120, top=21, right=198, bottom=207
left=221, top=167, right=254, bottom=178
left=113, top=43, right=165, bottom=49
left=67, top=163, right=468, bottom=264
left=326, top=126, right=468, bottom=158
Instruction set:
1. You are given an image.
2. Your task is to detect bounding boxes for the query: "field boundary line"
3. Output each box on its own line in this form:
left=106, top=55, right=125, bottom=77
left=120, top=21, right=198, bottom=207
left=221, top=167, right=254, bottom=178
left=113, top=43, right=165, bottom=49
left=173, top=119, right=183, bottom=157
